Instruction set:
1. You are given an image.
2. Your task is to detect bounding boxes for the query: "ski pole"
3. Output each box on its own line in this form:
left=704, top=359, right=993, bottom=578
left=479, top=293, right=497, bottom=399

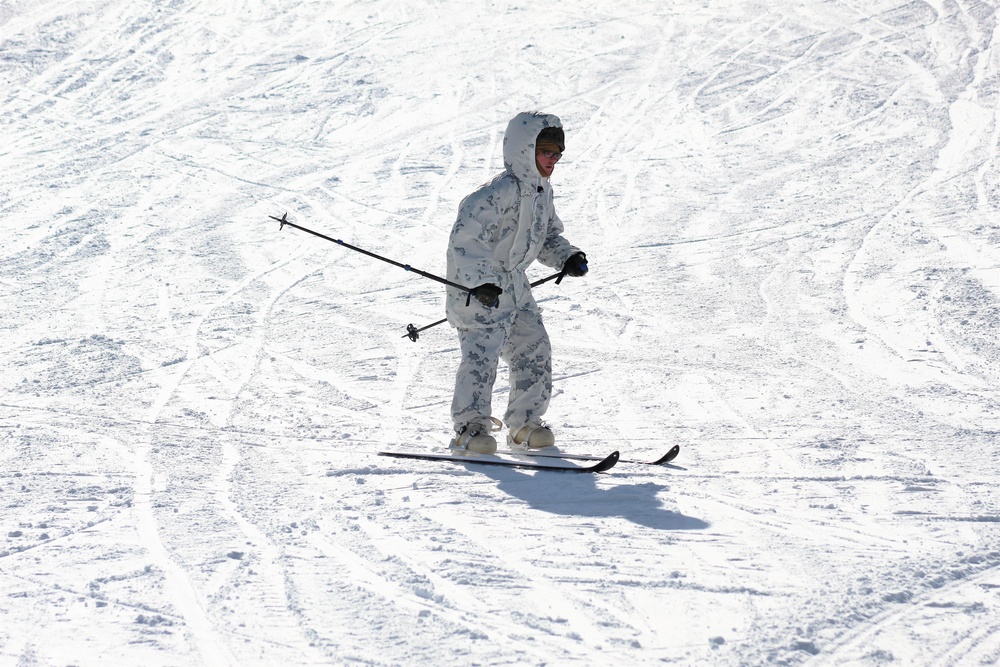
left=271, top=212, right=480, bottom=302
left=403, top=271, right=564, bottom=342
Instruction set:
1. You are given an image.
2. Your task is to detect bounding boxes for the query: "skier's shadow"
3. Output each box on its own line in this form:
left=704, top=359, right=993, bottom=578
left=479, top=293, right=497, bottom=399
left=477, top=466, right=709, bottom=531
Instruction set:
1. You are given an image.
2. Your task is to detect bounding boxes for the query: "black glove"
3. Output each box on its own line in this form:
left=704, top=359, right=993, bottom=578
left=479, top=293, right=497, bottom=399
left=562, top=252, right=588, bottom=277
left=471, top=283, right=502, bottom=308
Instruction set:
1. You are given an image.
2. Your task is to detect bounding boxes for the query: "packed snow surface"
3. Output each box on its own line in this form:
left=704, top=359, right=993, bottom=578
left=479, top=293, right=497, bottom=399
left=3, top=0, right=1000, bottom=665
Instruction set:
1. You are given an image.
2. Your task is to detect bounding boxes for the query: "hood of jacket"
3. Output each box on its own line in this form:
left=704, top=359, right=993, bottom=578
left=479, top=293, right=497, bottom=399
left=503, top=111, right=562, bottom=185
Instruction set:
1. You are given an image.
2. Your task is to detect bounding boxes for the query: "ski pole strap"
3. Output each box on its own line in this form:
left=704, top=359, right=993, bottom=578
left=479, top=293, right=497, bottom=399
left=532, top=272, right=564, bottom=288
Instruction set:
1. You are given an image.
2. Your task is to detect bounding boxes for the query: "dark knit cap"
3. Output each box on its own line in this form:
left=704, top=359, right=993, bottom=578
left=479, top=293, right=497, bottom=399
left=536, top=126, right=565, bottom=152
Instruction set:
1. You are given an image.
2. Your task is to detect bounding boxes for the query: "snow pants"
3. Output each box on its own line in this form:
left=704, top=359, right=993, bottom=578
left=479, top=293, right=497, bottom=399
left=451, top=305, right=552, bottom=434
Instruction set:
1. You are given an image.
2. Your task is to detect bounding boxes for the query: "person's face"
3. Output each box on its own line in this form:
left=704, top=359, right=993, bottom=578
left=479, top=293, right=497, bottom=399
left=536, top=149, right=562, bottom=177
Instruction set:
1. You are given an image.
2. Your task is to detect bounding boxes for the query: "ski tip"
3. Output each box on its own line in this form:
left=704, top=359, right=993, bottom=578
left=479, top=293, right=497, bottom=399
left=644, top=445, right=681, bottom=465
left=593, top=450, right=620, bottom=472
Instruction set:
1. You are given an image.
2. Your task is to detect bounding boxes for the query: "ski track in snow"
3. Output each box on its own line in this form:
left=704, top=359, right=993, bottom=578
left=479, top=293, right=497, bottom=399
left=2, top=0, right=1000, bottom=665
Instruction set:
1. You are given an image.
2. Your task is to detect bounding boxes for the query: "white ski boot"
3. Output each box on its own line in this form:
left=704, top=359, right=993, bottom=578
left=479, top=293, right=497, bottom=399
left=450, top=417, right=502, bottom=455
left=508, top=422, right=555, bottom=450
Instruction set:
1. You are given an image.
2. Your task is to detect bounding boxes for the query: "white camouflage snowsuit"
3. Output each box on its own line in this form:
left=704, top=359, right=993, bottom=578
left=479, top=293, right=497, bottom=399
left=446, top=111, right=581, bottom=435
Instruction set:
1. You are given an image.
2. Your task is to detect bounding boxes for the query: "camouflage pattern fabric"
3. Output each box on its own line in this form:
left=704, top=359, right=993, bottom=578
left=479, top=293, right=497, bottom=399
left=445, top=111, right=579, bottom=329
left=446, top=111, right=580, bottom=432
left=450, top=306, right=552, bottom=435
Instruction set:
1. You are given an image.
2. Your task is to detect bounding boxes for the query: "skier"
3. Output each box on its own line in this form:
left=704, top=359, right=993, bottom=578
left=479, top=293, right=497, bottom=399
left=445, top=111, right=588, bottom=455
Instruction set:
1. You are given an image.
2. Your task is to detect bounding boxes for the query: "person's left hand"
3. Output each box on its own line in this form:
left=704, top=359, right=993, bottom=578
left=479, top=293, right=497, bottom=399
left=562, top=252, right=588, bottom=277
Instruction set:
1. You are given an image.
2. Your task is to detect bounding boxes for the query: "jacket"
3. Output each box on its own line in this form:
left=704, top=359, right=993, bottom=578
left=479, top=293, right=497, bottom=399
left=445, top=111, right=580, bottom=329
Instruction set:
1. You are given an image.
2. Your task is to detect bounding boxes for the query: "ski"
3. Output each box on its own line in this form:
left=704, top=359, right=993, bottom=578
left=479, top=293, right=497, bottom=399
left=499, top=444, right=680, bottom=466
left=378, top=449, right=620, bottom=473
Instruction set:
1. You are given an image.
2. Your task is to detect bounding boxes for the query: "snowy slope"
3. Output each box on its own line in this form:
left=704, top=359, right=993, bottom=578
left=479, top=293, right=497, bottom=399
left=2, top=0, right=1000, bottom=665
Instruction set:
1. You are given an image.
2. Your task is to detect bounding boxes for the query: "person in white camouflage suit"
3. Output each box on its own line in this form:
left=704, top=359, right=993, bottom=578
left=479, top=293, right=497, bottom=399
left=446, top=111, right=588, bottom=454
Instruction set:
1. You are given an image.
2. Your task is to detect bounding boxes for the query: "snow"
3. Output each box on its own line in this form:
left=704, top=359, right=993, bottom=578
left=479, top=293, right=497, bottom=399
left=2, top=0, right=1000, bottom=664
